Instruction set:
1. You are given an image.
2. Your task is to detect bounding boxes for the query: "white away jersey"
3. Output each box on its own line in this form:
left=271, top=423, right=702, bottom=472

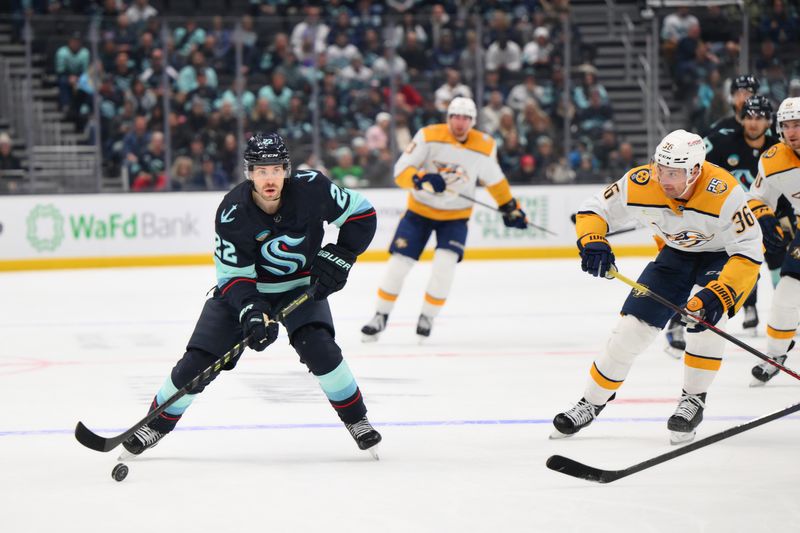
left=749, top=142, right=800, bottom=212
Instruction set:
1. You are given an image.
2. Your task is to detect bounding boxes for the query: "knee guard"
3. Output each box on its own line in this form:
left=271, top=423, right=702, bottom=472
left=292, top=324, right=366, bottom=422
left=584, top=315, right=660, bottom=405
left=376, top=254, right=416, bottom=314
left=421, top=248, right=458, bottom=318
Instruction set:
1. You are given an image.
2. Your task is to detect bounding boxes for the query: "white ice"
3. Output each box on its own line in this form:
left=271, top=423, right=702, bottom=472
left=1, top=257, right=799, bottom=533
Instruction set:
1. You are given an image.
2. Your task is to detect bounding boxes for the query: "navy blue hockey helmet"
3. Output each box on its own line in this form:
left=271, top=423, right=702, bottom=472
left=730, top=74, right=760, bottom=95
left=243, top=132, right=291, bottom=180
left=740, top=95, right=773, bottom=121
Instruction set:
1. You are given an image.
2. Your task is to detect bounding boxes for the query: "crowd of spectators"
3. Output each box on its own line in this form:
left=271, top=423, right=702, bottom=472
left=5, top=0, right=798, bottom=194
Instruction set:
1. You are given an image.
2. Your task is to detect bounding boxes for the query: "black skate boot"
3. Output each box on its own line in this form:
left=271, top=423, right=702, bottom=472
left=742, top=305, right=759, bottom=332
left=667, top=390, right=706, bottom=445
left=664, top=316, right=685, bottom=358
left=361, top=312, right=387, bottom=343
left=120, top=424, right=167, bottom=459
left=345, top=416, right=382, bottom=459
left=751, top=341, right=794, bottom=386
left=416, top=314, right=433, bottom=341
left=550, top=393, right=614, bottom=439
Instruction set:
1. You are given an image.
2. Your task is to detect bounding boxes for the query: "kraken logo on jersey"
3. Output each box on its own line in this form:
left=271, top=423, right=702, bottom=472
left=706, top=178, right=729, bottom=194
left=260, top=235, right=307, bottom=276
left=654, top=223, right=715, bottom=248
left=629, top=169, right=650, bottom=185
left=433, top=161, right=469, bottom=186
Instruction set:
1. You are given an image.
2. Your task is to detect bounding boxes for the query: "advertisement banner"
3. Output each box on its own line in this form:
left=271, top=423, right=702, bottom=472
left=0, top=185, right=654, bottom=270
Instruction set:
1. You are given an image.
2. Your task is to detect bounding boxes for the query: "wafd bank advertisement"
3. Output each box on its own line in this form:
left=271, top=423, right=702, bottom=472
left=0, top=186, right=655, bottom=270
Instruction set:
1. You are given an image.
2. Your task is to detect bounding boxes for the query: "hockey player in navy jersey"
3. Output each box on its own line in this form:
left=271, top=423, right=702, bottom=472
left=121, top=132, right=382, bottom=458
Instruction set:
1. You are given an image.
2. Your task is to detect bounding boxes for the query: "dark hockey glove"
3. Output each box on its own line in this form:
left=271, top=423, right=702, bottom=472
left=310, top=243, right=357, bottom=300
left=685, top=280, right=734, bottom=332
left=240, top=302, right=279, bottom=352
left=498, top=198, right=528, bottom=229
left=577, top=233, right=615, bottom=278
left=412, top=172, right=446, bottom=193
left=758, top=214, right=786, bottom=255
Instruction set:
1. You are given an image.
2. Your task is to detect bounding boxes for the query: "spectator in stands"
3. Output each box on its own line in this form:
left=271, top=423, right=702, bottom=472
left=397, top=31, right=430, bottom=79
left=575, top=89, right=613, bottom=137
left=167, top=156, right=194, bottom=192
left=132, top=31, right=158, bottom=73
left=522, top=26, right=553, bottom=73
left=481, top=90, right=513, bottom=136
left=55, top=32, right=90, bottom=112
left=498, top=130, right=524, bottom=174
left=122, top=114, right=151, bottom=176
left=257, top=32, right=290, bottom=75
left=283, top=95, right=312, bottom=142
left=218, top=133, right=238, bottom=182
left=699, top=5, right=740, bottom=63
left=140, top=48, right=178, bottom=92
left=434, top=68, right=472, bottom=112
left=0, top=132, right=22, bottom=185
left=661, top=6, right=699, bottom=61
left=790, top=78, right=800, bottom=98
left=113, top=13, right=137, bottom=53
left=430, top=29, right=459, bottom=74
left=208, top=15, right=232, bottom=72
left=762, top=58, right=789, bottom=107
left=130, top=131, right=166, bottom=190
left=366, top=112, right=391, bottom=151
left=185, top=70, right=218, bottom=112
left=674, top=23, right=719, bottom=99
left=351, top=136, right=377, bottom=177
left=330, top=147, right=365, bottom=188
left=290, top=5, right=330, bottom=60
left=364, top=147, right=396, bottom=188
left=174, top=18, right=206, bottom=59
left=574, top=153, right=599, bottom=184
left=125, top=0, right=157, bottom=28
left=427, top=3, right=453, bottom=49
left=185, top=97, right=209, bottom=133
left=753, top=39, right=778, bottom=77
left=258, top=69, right=293, bottom=120
left=372, top=47, right=408, bottom=82
left=495, top=108, right=518, bottom=145
left=126, top=78, right=157, bottom=116
left=508, top=154, right=538, bottom=185
left=193, top=155, right=229, bottom=191
left=392, top=12, right=428, bottom=47
left=459, top=30, right=485, bottom=86
left=533, top=135, right=557, bottom=181
left=215, top=76, right=256, bottom=115
left=690, top=68, right=727, bottom=133
left=177, top=51, right=218, bottom=94
left=327, top=31, right=361, bottom=71
left=592, top=123, right=618, bottom=171
left=573, top=66, right=609, bottom=110
left=758, top=0, right=798, bottom=47
left=359, top=28, right=383, bottom=68
left=518, top=100, right=554, bottom=148
left=339, top=53, right=373, bottom=90
left=486, top=32, right=522, bottom=75
left=607, top=140, right=636, bottom=179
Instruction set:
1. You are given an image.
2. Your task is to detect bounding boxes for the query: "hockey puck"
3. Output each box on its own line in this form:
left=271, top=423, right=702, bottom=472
left=111, top=463, right=129, bottom=482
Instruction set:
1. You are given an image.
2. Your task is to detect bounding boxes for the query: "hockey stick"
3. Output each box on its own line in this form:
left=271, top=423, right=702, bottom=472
left=609, top=269, right=800, bottom=381
left=450, top=189, right=557, bottom=236
left=74, top=288, right=315, bottom=453
left=547, top=400, right=800, bottom=483
left=569, top=213, right=640, bottom=237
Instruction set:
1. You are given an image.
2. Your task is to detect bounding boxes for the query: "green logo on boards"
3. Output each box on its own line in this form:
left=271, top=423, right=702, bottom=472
left=26, top=204, right=65, bottom=251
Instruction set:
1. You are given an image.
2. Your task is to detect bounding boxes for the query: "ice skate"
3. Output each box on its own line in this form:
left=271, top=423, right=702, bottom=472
left=345, top=416, right=382, bottom=460
left=361, top=312, right=387, bottom=343
left=550, top=395, right=612, bottom=439
left=742, top=305, right=759, bottom=336
left=667, top=391, right=706, bottom=445
left=118, top=424, right=167, bottom=460
left=664, top=317, right=685, bottom=359
left=416, top=314, right=433, bottom=342
left=750, top=341, right=793, bottom=386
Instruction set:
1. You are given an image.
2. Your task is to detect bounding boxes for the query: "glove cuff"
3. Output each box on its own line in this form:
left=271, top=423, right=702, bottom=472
left=577, top=233, right=609, bottom=250
left=707, top=280, right=735, bottom=311
left=498, top=198, right=519, bottom=214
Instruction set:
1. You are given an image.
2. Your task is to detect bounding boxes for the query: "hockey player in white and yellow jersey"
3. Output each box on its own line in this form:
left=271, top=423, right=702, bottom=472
left=747, top=97, right=800, bottom=385
left=552, top=129, right=763, bottom=445
left=360, top=97, right=528, bottom=341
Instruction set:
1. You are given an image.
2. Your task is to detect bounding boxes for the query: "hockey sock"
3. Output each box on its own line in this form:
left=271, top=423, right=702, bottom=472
left=766, top=276, right=800, bottom=357
left=420, top=248, right=458, bottom=318
left=316, top=360, right=366, bottom=423
left=683, top=316, right=727, bottom=394
left=149, top=377, right=196, bottom=433
left=584, top=315, right=659, bottom=406
left=771, top=268, right=781, bottom=288
left=375, top=254, right=415, bottom=315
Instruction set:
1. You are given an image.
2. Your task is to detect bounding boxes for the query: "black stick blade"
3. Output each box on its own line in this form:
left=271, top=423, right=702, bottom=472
left=546, top=455, right=620, bottom=484
left=75, top=422, right=118, bottom=452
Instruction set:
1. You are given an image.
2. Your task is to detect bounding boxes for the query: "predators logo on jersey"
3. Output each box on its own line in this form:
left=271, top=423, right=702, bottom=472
left=433, top=161, right=470, bottom=187
left=629, top=169, right=650, bottom=185
left=654, top=223, right=715, bottom=248
left=764, top=145, right=779, bottom=159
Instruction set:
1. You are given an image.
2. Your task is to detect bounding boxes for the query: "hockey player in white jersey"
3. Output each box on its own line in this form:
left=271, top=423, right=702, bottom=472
left=360, top=97, right=528, bottom=341
left=552, top=129, right=763, bottom=445
left=747, top=97, right=800, bottom=385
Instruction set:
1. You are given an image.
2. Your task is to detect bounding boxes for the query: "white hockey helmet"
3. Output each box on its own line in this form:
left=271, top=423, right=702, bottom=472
left=653, top=129, right=705, bottom=173
left=776, top=97, right=800, bottom=143
left=447, top=96, right=477, bottom=127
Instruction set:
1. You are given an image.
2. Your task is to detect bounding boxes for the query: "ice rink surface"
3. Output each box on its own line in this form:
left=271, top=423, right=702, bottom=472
left=2, top=257, right=799, bottom=533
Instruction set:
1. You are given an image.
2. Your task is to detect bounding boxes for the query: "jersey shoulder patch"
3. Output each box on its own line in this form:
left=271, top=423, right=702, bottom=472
left=761, top=143, right=800, bottom=178
left=685, top=162, right=738, bottom=217
left=625, top=165, right=667, bottom=207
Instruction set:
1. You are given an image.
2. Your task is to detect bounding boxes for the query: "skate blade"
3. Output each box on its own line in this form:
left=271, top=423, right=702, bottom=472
left=361, top=333, right=380, bottom=343
left=549, top=429, right=574, bottom=440
left=669, top=430, right=696, bottom=445
left=117, top=450, right=137, bottom=461
left=367, top=446, right=380, bottom=461
left=663, top=346, right=683, bottom=359
left=749, top=376, right=768, bottom=387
